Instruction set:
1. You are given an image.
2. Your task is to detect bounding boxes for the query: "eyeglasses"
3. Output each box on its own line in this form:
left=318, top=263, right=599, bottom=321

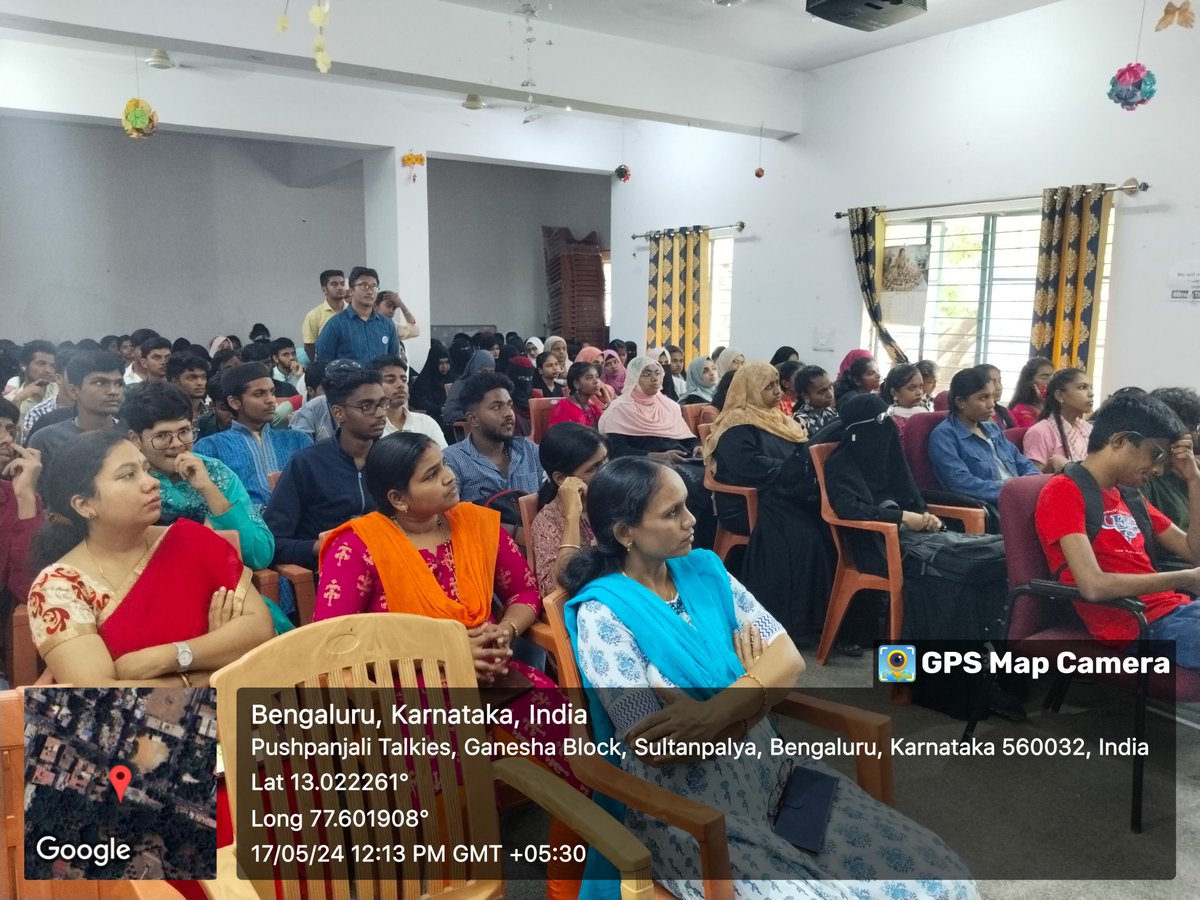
left=1126, top=432, right=1169, bottom=464
left=352, top=282, right=379, bottom=292
left=342, top=398, right=393, bottom=415
left=148, top=427, right=196, bottom=450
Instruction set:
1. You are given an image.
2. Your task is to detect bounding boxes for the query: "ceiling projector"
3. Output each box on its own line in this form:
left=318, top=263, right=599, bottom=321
left=806, top=0, right=927, bottom=32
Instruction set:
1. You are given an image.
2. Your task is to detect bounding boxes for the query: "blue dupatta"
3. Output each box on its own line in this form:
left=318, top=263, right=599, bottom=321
left=563, top=549, right=745, bottom=898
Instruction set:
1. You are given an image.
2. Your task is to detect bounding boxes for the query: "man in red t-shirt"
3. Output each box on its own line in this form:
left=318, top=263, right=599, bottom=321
left=1035, top=392, right=1200, bottom=668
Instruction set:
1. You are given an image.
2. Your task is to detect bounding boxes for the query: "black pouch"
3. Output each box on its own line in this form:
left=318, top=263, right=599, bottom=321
left=771, top=765, right=839, bottom=855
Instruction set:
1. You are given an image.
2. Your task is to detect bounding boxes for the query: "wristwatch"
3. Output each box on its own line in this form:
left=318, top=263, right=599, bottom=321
left=175, top=641, right=194, bottom=673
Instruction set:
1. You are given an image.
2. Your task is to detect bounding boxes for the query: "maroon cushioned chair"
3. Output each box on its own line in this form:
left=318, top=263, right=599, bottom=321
left=1004, top=426, right=1029, bottom=454
left=968, top=474, right=1200, bottom=832
left=898, top=411, right=948, bottom=493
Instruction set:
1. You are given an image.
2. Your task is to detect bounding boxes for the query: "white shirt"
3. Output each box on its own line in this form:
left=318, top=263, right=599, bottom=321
left=382, top=408, right=447, bottom=448
left=123, top=368, right=143, bottom=385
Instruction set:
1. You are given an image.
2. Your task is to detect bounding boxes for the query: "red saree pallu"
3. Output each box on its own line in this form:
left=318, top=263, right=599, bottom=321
left=98, top=518, right=248, bottom=659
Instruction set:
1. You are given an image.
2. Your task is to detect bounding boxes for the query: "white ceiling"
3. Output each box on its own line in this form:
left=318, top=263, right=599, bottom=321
left=442, top=0, right=1063, bottom=71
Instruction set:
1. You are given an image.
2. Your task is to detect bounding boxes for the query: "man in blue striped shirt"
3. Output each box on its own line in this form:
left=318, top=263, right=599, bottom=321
left=194, top=363, right=312, bottom=509
left=314, top=266, right=401, bottom=365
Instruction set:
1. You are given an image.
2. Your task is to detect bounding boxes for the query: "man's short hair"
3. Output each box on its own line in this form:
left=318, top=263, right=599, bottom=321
left=53, top=346, right=77, bottom=372
left=166, top=352, right=210, bottom=381
left=0, top=396, right=19, bottom=424
left=249, top=323, right=271, bottom=343
left=65, top=351, right=124, bottom=387
left=324, top=366, right=382, bottom=407
left=369, top=354, right=407, bottom=373
left=348, top=266, right=379, bottom=287
left=461, top=372, right=514, bottom=411
left=129, top=328, right=159, bottom=349
left=139, top=336, right=172, bottom=356
left=270, top=337, right=296, bottom=355
left=120, top=382, right=193, bottom=432
left=75, top=339, right=101, bottom=351
left=319, top=269, right=344, bottom=288
left=1148, top=387, right=1200, bottom=433
left=238, top=342, right=273, bottom=364
left=20, top=340, right=55, bottom=366
left=221, top=363, right=273, bottom=404
left=1087, top=393, right=1186, bottom=453
left=305, top=359, right=329, bottom=393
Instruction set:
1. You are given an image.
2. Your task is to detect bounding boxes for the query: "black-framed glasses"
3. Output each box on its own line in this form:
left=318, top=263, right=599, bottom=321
left=342, top=398, right=393, bottom=415
left=1126, top=431, right=1170, bottom=464
left=352, top=282, right=379, bottom=292
left=148, top=426, right=195, bottom=450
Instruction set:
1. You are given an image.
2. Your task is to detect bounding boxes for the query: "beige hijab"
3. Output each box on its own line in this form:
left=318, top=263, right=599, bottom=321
left=704, top=361, right=808, bottom=464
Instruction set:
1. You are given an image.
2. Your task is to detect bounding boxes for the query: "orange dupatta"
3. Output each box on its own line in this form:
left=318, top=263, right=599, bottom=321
left=321, top=504, right=501, bottom=628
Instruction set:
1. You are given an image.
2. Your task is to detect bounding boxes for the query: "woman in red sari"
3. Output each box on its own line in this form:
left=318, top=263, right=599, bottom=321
left=27, top=430, right=275, bottom=685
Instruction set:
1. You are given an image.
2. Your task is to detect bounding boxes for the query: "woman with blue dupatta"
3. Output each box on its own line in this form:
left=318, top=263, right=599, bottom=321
left=561, top=457, right=978, bottom=900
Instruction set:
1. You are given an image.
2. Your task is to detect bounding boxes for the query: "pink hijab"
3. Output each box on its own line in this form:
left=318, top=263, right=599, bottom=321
left=600, top=349, right=627, bottom=393
left=598, top=356, right=695, bottom=441
left=573, top=347, right=616, bottom=405
left=838, top=348, right=874, bottom=379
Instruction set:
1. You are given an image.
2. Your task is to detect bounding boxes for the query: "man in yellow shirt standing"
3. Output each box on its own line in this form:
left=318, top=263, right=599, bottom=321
left=301, top=269, right=347, bottom=360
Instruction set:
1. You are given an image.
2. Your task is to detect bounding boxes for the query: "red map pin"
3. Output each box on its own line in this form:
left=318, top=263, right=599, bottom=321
left=109, top=766, right=131, bottom=803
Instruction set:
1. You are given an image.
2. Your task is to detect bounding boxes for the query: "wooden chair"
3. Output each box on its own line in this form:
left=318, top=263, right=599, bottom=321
left=681, top=403, right=704, bottom=437
left=541, top=590, right=894, bottom=900
left=529, top=397, right=562, bottom=444
left=208, top=613, right=652, bottom=900
left=2, top=690, right=176, bottom=899
left=702, top=464, right=758, bottom=566
left=808, top=442, right=985, bottom=666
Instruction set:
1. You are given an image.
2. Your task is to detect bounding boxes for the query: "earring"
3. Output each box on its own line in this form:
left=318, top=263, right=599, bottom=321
left=88, top=512, right=98, bottom=521
left=398, top=504, right=409, bottom=513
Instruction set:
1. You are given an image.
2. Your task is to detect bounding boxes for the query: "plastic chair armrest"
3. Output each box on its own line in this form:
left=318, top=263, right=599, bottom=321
left=526, top=620, right=557, bottom=655
left=1021, top=582, right=1149, bottom=635
left=272, top=563, right=316, bottom=625
left=824, top=517, right=899, bottom=536
left=250, top=568, right=279, bottom=595
left=493, top=756, right=655, bottom=898
left=926, top=504, right=986, bottom=534
left=704, top=471, right=761, bottom=533
left=1024, top=579, right=1084, bottom=601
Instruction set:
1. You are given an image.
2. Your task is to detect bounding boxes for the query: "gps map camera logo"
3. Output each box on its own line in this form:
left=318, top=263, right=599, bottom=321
left=877, top=645, right=916, bottom=683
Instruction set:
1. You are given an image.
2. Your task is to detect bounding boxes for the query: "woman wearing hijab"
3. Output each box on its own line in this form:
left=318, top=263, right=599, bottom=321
left=650, top=347, right=680, bottom=402
left=681, top=356, right=719, bottom=405
left=599, top=349, right=627, bottom=396
left=715, top=346, right=746, bottom=377
left=411, top=343, right=455, bottom=426
left=525, top=336, right=544, bottom=360
left=704, top=362, right=835, bottom=647
left=441, top=349, right=497, bottom=424
left=599, top=356, right=715, bottom=548
left=506, top=355, right=536, bottom=436
left=544, top=335, right=570, bottom=372
left=574, top=346, right=616, bottom=406
left=208, top=335, right=234, bottom=356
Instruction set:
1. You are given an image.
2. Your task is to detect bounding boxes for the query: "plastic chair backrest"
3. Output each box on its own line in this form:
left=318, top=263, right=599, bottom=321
left=518, top=493, right=540, bottom=573
left=529, top=396, right=561, bottom=444
left=899, top=411, right=949, bottom=492
left=997, top=474, right=1065, bottom=641
left=682, top=404, right=704, bottom=437
left=697, top=422, right=712, bottom=444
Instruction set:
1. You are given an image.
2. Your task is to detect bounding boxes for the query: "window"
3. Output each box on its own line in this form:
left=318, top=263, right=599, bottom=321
left=708, top=236, right=734, bottom=352
left=868, top=207, right=1114, bottom=398
left=602, top=252, right=612, bottom=327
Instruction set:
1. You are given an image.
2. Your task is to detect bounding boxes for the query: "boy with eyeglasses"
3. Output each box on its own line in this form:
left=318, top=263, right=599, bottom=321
left=313, top=266, right=401, bottom=366
left=1036, top=392, right=1200, bottom=668
left=264, top=365, right=383, bottom=569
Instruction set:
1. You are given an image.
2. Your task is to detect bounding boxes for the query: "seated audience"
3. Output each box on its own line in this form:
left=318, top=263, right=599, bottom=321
left=916, top=358, right=940, bottom=411
left=1023, top=368, right=1094, bottom=473
left=134, top=336, right=172, bottom=387
left=410, top=342, right=453, bottom=422
left=20, top=345, right=75, bottom=440
left=548, top=361, right=605, bottom=430
left=545, top=335, right=571, bottom=372
left=166, top=352, right=211, bottom=423
left=775, top=359, right=801, bottom=418
left=4, top=339, right=57, bottom=415
left=441, top=349, right=496, bottom=425
left=290, top=359, right=336, bottom=443
left=194, top=362, right=312, bottom=509
left=196, top=379, right=234, bottom=439
left=122, top=383, right=274, bottom=571
left=833, top=354, right=881, bottom=406
left=506, top=355, right=536, bottom=436
left=666, top=345, right=687, bottom=398
left=607, top=339, right=628, bottom=366
left=208, top=335, right=235, bottom=356
left=524, top=336, right=543, bottom=359
left=680, top=356, right=718, bottom=406
left=706, top=362, right=834, bottom=647
left=301, top=268, right=347, bottom=360
left=27, top=431, right=274, bottom=686
left=1144, top=387, right=1200, bottom=529
left=569, top=347, right=611, bottom=406
left=211, top=347, right=241, bottom=372
left=975, top=363, right=1015, bottom=428
left=314, top=432, right=583, bottom=793
left=368, top=354, right=443, bottom=446
left=239, top=340, right=301, bottom=426
left=443, top=372, right=542, bottom=504
left=530, top=423, right=607, bottom=596
left=715, top=346, right=745, bottom=377
left=600, top=349, right=626, bottom=396
left=881, top=362, right=926, bottom=421
left=561, top=457, right=978, bottom=897
left=271, top=337, right=307, bottom=396
left=1008, top=356, right=1054, bottom=427
left=651, top=347, right=679, bottom=402
left=314, top=266, right=401, bottom=365
left=769, top=345, right=800, bottom=366
left=0, top=398, right=42, bottom=626
left=929, top=368, right=1040, bottom=506
left=792, top=364, right=838, bottom=435
left=1036, top=392, right=1200, bottom=668
left=533, top=351, right=565, bottom=398
left=29, top=351, right=125, bottom=480
left=373, top=289, right=422, bottom=341
left=264, top=364, right=385, bottom=568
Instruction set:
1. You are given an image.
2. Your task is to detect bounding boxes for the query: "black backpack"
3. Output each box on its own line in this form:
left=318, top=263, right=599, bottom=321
left=1057, top=462, right=1157, bottom=575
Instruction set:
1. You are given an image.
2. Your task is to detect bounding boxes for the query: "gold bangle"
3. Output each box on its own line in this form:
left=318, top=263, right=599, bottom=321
left=503, top=621, right=519, bottom=643
left=558, top=543, right=581, bottom=550
left=739, top=672, right=769, bottom=717
left=179, top=672, right=192, bottom=688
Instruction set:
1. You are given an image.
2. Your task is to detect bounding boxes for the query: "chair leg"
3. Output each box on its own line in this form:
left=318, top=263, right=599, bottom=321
left=816, top=569, right=853, bottom=666
left=886, top=582, right=904, bottom=643
left=961, top=668, right=996, bottom=741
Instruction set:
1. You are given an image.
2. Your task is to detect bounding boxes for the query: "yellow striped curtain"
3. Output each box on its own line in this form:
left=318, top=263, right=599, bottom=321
left=1029, top=184, right=1113, bottom=372
left=646, top=227, right=711, bottom=358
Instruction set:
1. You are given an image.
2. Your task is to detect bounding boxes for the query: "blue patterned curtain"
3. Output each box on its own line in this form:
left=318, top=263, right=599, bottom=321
left=647, top=227, right=710, bottom=358
left=848, top=207, right=908, bottom=364
left=1029, top=184, right=1112, bottom=371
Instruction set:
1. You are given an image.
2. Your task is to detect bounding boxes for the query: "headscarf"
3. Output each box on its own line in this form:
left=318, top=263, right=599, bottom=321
left=650, top=347, right=678, bottom=401
left=704, top=362, right=808, bottom=463
left=838, top=348, right=873, bottom=380
left=461, top=349, right=496, bottom=382
left=545, top=335, right=570, bottom=366
left=598, top=356, right=695, bottom=441
left=506, top=355, right=535, bottom=413
left=599, top=349, right=627, bottom=394
left=525, top=336, right=544, bottom=355
left=715, top=346, right=745, bottom=376
left=684, top=357, right=718, bottom=403
left=208, top=335, right=233, bottom=356
left=575, top=346, right=603, bottom=365
left=573, top=347, right=615, bottom=405
left=824, top=392, right=924, bottom=513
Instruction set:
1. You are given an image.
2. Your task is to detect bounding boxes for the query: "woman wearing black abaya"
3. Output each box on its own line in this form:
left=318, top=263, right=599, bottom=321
left=704, top=362, right=835, bottom=649
left=410, top=342, right=455, bottom=429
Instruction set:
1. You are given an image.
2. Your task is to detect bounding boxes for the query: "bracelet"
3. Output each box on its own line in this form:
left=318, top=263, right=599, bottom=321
left=739, top=672, right=770, bottom=717
left=558, top=542, right=581, bottom=551
left=179, top=672, right=192, bottom=688
left=502, top=621, right=519, bottom=643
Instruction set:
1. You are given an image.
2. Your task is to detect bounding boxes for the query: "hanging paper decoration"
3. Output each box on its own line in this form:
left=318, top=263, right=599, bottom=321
left=402, top=152, right=426, bottom=183
left=1107, top=62, right=1157, bottom=110
left=754, top=167, right=765, bottom=179
left=122, top=98, right=158, bottom=139
left=275, top=0, right=331, bottom=73
left=614, top=164, right=632, bottom=183
left=1156, top=0, right=1195, bottom=29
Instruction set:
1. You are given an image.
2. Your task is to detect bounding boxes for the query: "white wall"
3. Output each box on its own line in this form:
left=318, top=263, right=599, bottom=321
left=0, top=116, right=365, bottom=344
left=426, top=159, right=611, bottom=338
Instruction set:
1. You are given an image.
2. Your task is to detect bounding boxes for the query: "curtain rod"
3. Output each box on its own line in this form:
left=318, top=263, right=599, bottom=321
left=832, top=179, right=1149, bottom=220
left=631, top=221, right=745, bottom=241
